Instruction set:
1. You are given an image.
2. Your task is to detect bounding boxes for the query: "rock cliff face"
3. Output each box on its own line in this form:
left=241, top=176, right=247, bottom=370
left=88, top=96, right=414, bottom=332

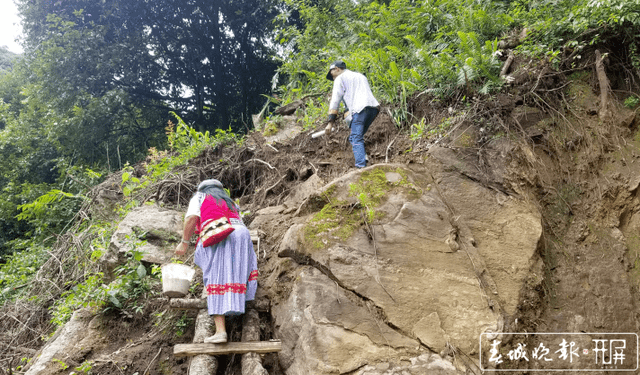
left=252, top=156, right=543, bottom=374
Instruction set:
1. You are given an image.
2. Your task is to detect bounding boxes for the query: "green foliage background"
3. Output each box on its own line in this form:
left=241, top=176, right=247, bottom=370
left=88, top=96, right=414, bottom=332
left=276, top=0, right=640, bottom=124
left=276, top=0, right=515, bottom=124
left=0, top=47, right=18, bottom=75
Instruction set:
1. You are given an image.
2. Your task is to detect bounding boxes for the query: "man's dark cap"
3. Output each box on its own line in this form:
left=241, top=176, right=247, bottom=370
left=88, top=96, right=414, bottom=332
left=326, top=60, right=347, bottom=81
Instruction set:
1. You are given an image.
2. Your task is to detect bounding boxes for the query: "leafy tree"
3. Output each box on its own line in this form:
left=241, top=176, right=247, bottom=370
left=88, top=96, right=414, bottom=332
left=0, top=49, right=23, bottom=130
left=0, top=0, right=287, bottom=257
left=16, top=0, right=283, bottom=133
left=0, top=47, right=19, bottom=74
left=507, top=0, right=640, bottom=77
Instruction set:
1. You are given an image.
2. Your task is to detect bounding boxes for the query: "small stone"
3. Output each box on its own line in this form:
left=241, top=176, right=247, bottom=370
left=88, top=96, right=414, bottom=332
left=385, top=172, right=403, bottom=183
left=427, top=355, right=457, bottom=371
left=358, top=365, right=376, bottom=375
left=413, top=312, right=447, bottom=353
left=376, top=362, right=390, bottom=371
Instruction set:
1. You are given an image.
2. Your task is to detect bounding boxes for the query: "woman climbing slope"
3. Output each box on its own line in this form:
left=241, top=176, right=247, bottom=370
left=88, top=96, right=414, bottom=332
left=175, top=179, right=258, bottom=344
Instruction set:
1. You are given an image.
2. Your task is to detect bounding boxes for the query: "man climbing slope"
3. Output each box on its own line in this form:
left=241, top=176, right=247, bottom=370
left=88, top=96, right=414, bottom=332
left=326, top=60, right=380, bottom=168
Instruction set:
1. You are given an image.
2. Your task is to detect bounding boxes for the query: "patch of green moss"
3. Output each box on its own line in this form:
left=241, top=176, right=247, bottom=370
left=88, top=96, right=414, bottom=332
left=458, top=133, right=473, bottom=147
left=132, top=226, right=179, bottom=247
left=262, top=121, right=279, bottom=136
left=323, top=183, right=338, bottom=199
left=349, top=167, right=419, bottom=212
left=348, top=168, right=389, bottom=210
left=302, top=166, right=421, bottom=251
left=303, top=198, right=362, bottom=251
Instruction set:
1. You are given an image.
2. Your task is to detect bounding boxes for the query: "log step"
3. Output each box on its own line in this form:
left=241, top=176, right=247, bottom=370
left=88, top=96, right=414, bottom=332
left=170, top=297, right=270, bottom=311
left=174, top=341, right=282, bottom=357
left=170, top=298, right=206, bottom=310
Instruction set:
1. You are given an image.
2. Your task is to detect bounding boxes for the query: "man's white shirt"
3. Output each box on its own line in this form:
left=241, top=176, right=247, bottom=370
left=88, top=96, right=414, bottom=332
left=329, top=70, right=379, bottom=114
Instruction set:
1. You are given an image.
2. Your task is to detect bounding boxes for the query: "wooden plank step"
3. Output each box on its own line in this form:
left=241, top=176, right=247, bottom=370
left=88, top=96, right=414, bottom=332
left=174, top=341, right=282, bottom=357
left=169, top=298, right=269, bottom=312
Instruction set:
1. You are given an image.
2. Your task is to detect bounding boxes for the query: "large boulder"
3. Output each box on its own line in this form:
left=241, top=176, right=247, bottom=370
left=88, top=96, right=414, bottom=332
left=259, top=160, right=542, bottom=374
left=272, top=266, right=421, bottom=374
left=24, top=309, right=104, bottom=375
left=101, top=205, right=183, bottom=275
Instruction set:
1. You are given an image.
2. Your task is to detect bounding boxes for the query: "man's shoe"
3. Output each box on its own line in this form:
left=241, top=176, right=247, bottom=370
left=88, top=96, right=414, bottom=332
left=204, top=332, right=227, bottom=344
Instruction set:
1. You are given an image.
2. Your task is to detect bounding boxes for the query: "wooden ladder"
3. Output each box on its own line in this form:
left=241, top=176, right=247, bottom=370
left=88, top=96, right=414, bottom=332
left=172, top=229, right=277, bottom=375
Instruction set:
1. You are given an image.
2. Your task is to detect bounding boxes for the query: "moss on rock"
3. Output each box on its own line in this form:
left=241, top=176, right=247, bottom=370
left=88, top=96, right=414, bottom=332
left=302, top=166, right=420, bottom=252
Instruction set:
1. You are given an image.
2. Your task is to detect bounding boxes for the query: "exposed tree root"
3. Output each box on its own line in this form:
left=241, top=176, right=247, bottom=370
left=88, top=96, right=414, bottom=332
left=595, top=49, right=612, bottom=122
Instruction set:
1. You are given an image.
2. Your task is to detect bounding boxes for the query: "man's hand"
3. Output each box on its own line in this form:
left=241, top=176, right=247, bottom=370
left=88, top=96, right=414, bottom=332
left=325, top=122, right=333, bottom=135
left=175, top=241, right=188, bottom=256
left=327, top=113, right=337, bottom=123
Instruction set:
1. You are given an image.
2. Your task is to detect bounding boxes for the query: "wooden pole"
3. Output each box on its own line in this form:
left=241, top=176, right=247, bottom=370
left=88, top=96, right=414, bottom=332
left=241, top=309, right=269, bottom=375
left=170, top=297, right=270, bottom=312
left=188, top=292, right=217, bottom=375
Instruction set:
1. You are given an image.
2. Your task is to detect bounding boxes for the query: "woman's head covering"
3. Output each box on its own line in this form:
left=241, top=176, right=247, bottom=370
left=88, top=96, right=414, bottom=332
left=197, top=179, right=236, bottom=211
left=198, top=179, right=224, bottom=190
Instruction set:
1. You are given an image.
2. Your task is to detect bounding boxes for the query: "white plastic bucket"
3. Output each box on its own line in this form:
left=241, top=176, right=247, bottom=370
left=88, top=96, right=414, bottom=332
left=161, top=263, right=196, bottom=298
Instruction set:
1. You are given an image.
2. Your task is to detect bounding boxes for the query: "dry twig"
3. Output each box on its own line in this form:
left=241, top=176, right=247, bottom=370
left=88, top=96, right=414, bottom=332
left=144, top=347, right=163, bottom=375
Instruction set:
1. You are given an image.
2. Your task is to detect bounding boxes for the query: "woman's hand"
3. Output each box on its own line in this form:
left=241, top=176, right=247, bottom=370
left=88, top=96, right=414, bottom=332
left=175, top=241, right=188, bottom=256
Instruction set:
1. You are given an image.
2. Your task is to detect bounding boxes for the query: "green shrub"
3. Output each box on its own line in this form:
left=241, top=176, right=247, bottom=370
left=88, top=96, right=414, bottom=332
left=513, top=0, right=640, bottom=63
left=49, top=233, right=158, bottom=327
left=103, top=239, right=159, bottom=317
left=50, top=273, right=107, bottom=328
left=0, top=243, right=47, bottom=304
left=120, top=112, right=245, bottom=203
left=625, top=96, right=640, bottom=109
